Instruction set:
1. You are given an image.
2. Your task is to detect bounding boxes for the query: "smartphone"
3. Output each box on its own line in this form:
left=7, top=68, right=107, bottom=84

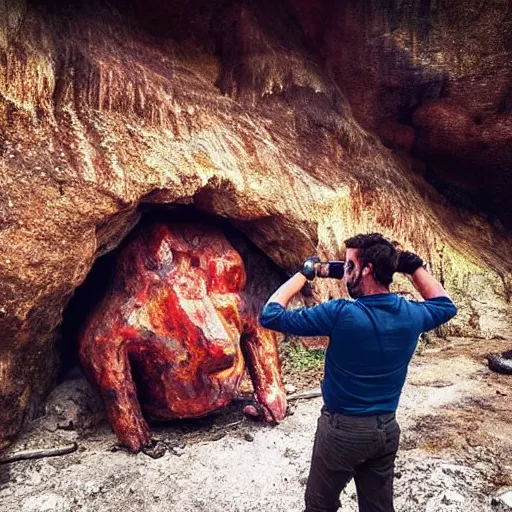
left=316, top=261, right=345, bottom=279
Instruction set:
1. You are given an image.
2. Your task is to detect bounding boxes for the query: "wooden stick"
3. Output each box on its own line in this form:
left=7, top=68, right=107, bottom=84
left=235, top=388, right=322, bottom=404
left=0, top=442, right=78, bottom=464
left=286, top=388, right=322, bottom=401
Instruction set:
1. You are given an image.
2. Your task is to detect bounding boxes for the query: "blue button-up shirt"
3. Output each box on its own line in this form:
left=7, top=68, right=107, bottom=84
left=259, top=294, right=457, bottom=415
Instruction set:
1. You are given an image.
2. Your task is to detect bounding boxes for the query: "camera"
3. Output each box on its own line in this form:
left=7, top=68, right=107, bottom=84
left=301, top=258, right=345, bottom=280
left=316, top=261, right=345, bottom=279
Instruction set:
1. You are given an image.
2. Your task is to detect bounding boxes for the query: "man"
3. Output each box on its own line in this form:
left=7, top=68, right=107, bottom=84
left=259, top=233, right=457, bottom=512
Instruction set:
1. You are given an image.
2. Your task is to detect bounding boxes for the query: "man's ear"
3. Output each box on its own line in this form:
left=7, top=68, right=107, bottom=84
left=362, top=263, right=373, bottom=277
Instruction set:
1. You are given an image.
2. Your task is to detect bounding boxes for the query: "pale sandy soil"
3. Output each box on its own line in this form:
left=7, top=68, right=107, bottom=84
left=0, top=337, right=511, bottom=512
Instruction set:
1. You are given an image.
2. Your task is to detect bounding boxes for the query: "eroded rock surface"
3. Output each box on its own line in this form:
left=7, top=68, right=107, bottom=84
left=42, top=375, right=104, bottom=433
left=79, top=220, right=286, bottom=452
left=289, top=0, right=512, bottom=226
left=0, top=0, right=511, bottom=450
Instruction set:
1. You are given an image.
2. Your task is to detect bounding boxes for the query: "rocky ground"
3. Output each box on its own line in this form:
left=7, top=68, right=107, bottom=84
left=1, top=337, right=511, bottom=512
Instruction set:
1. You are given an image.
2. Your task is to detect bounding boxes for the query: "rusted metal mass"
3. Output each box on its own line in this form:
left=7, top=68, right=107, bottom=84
left=79, top=222, right=286, bottom=452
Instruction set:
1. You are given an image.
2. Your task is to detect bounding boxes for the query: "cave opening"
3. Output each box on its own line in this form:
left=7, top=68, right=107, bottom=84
left=57, top=205, right=287, bottom=386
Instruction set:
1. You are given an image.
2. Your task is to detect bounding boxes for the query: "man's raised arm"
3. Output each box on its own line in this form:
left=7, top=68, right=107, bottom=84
left=397, top=250, right=457, bottom=330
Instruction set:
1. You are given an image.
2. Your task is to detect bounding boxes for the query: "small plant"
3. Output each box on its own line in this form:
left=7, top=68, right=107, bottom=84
left=281, top=338, right=325, bottom=371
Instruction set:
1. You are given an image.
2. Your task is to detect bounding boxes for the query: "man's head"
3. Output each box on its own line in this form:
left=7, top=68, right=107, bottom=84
left=343, top=233, right=398, bottom=298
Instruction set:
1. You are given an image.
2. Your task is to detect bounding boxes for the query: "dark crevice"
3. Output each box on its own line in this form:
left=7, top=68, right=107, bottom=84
left=424, top=166, right=496, bottom=217
left=58, top=204, right=287, bottom=382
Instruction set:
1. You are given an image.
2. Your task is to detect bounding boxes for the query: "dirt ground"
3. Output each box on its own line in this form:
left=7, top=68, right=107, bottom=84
left=1, top=337, right=511, bottom=512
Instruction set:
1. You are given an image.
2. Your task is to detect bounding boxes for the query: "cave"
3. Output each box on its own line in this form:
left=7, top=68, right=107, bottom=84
left=59, top=204, right=290, bottom=369
left=1, top=0, right=512, bottom=507
left=55, top=205, right=293, bottom=451
left=58, top=205, right=289, bottom=382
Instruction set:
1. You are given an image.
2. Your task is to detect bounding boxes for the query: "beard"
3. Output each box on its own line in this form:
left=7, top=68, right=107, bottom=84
left=347, top=281, right=363, bottom=299
left=346, top=269, right=364, bottom=298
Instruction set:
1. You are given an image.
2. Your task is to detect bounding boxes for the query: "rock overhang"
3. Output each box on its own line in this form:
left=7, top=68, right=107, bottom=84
left=1, top=0, right=512, bottom=450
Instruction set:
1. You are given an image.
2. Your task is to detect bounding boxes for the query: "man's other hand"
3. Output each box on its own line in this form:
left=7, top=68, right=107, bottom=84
left=300, top=256, right=320, bottom=281
left=397, top=251, right=423, bottom=275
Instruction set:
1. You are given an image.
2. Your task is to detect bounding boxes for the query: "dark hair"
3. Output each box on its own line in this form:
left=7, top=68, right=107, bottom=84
left=343, top=233, right=398, bottom=286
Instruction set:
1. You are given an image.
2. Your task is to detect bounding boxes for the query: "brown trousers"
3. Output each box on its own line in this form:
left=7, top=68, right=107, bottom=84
left=304, top=407, right=400, bottom=512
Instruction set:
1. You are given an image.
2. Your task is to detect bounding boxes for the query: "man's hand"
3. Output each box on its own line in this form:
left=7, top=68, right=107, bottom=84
left=396, top=251, right=424, bottom=275
left=300, top=256, right=320, bottom=281
left=396, top=249, right=449, bottom=299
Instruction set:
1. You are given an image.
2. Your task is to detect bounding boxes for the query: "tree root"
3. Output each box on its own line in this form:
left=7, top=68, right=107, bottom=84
left=0, top=442, right=78, bottom=464
left=287, top=388, right=322, bottom=401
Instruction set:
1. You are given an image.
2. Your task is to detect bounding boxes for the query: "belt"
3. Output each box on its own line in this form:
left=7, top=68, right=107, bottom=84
left=321, top=406, right=396, bottom=428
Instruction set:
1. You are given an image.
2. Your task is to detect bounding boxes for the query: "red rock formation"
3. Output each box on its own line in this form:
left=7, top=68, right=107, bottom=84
left=79, top=221, right=286, bottom=452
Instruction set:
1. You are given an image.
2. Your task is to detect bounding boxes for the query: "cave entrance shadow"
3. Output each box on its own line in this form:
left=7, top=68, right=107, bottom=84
left=57, top=204, right=287, bottom=444
left=59, top=204, right=285, bottom=380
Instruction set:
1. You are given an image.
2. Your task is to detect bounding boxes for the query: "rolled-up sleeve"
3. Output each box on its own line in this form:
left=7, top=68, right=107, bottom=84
left=259, top=300, right=344, bottom=336
left=414, top=296, right=458, bottom=332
